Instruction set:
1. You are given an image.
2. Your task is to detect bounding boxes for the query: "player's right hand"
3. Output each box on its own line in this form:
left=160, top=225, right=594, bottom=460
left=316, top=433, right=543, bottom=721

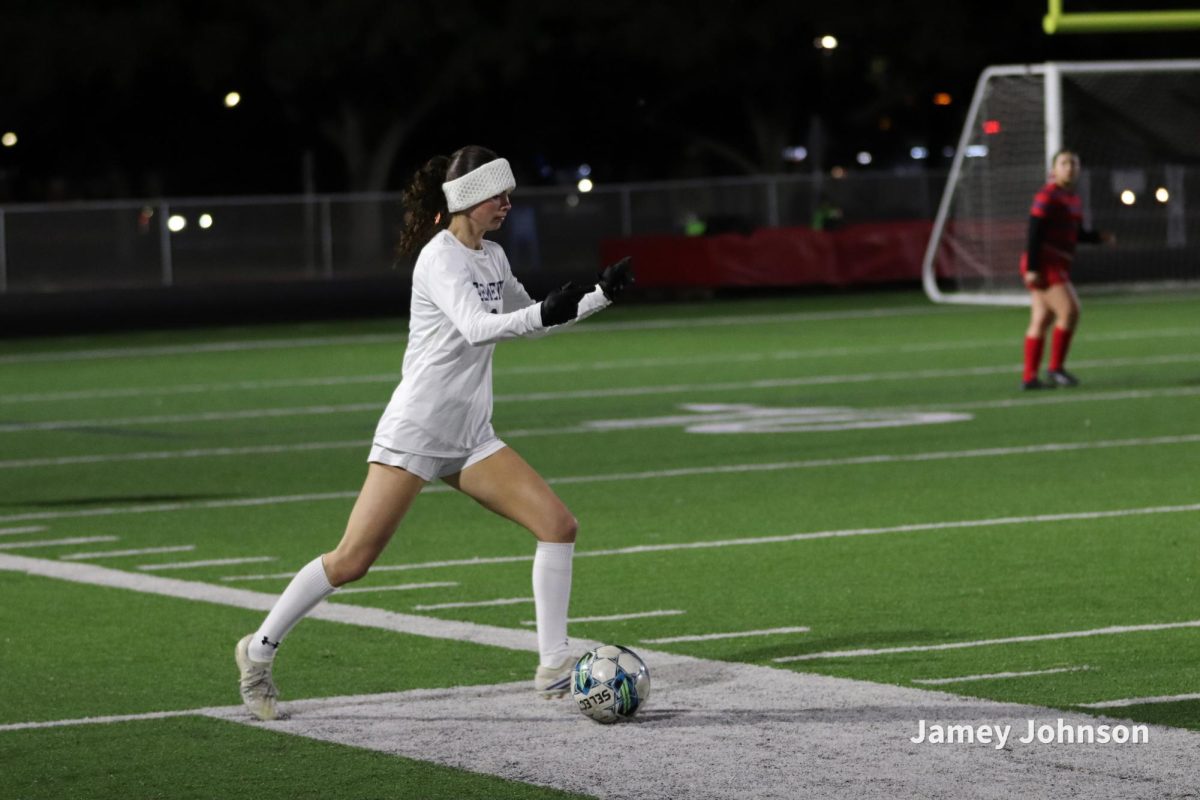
left=1024, top=271, right=1046, bottom=289
left=540, top=282, right=590, bottom=326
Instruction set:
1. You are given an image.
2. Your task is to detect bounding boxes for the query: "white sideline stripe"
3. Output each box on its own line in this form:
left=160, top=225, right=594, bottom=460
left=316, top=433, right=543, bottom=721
left=136, top=556, right=276, bottom=571
left=336, top=582, right=458, bottom=594
left=0, top=553, right=545, bottom=653
left=0, top=440, right=366, bottom=470
left=60, top=545, right=196, bottom=561
left=0, top=709, right=208, bottom=732
left=1079, top=693, right=1200, bottom=709
left=522, top=610, right=686, bottom=625
left=0, top=305, right=951, bottom=366
left=413, top=597, right=532, bottom=610
left=225, top=500, right=1200, bottom=580
left=7, top=353, right=1200, bottom=435
left=7, top=325, right=1194, bottom=406
left=912, top=666, right=1093, bottom=685
left=641, top=626, right=811, bottom=644
left=0, top=525, right=46, bottom=536
left=7, top=425, right=1200, bottom=525
left=0, top=536, right=117, bottom=550
left=774, top=621, right=1200, bottom=662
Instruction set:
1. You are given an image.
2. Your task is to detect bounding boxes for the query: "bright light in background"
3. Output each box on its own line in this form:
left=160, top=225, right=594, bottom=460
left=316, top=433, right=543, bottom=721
left=224, top=91, right=241, bottom=108
left=830, top=166, right=846, bottom=179
left=1120, top=190, right=1136, bottom=206
left=1155, top=187, right=1170, bottom=203
left=781, top=145, right=808, bottom=162
left=910, top=146, right=929, bottom=160
left=814, top=35, right=838, bottom=49
left=933, top=92, right=952, bottom=106
left=1, top=132, right=16, bottom=147
left=982, top=119, right=1001, bottom=135
left=167, top=214, right=187, bottom=232
left=577, top=163, right=592, bottom=178
left=965, top=144, right=988, bottom=158
left=198, top=213, right=214, bottom=229
left=855, top=151, right=872, bottom=166
left=577, top=178, right=594, bottom=193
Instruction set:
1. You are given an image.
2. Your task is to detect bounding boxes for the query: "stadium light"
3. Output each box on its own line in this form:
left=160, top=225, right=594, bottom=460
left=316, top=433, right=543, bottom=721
left=830, top=166, right=846, bottom=178
left=1, top=132, right=16, bottom=147
left=910, top=146, right=929, bottom=160
left=855, top=151, right=872, bottom=166
left=1120, top=190, right=1136, bottom=205
left=577, top=178, right=594, bottom=193
left=933, top=93, right=952, bottom=106
left=167, top=214, right=187, bottom=232
left=965, top=144, right=989, bottom=158
left=224, top=91, right=241, bottom=108
left=577, top=163, right=592, bottom=178
left=782, top=145, right=808, bottom=162
left=1155, top=187, right=1170, bottom=203
left=814, top=35, right=838, bottom=49
left=198, top=213, right=214, bottom=229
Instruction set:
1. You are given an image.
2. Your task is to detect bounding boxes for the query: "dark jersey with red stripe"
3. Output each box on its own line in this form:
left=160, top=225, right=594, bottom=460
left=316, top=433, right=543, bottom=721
left=1022, top=181, right=1082, bottom=272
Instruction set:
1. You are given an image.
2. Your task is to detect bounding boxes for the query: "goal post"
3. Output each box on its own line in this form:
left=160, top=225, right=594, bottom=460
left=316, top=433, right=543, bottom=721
left=922, top=60, right=1200, bottom=306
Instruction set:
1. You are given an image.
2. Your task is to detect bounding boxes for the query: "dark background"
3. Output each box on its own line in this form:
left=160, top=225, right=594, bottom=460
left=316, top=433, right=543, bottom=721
left=2, top=0, right=1197, bottom=204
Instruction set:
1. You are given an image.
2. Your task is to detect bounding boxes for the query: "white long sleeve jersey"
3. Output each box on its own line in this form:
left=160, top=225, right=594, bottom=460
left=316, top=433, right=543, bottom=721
left=373, top=229, right=610, bottom=457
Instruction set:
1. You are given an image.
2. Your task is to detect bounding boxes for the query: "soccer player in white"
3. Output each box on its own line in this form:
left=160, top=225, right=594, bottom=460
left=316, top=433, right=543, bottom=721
left=235, top=145, right=634, bottom=720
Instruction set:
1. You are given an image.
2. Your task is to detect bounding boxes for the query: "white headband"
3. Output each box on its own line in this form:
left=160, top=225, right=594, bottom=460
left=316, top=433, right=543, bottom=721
left=442, top=158, right=516, bottom=212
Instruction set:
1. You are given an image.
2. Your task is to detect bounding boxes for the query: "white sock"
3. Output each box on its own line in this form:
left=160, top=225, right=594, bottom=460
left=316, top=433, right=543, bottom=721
left=248, top=555, right=336, bottom=662
left=532, top=541, right=574, bottom=667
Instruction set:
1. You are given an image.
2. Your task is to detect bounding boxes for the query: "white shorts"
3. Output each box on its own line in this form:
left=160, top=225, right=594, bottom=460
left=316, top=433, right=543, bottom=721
left=367, top=438, right=507, bottom=482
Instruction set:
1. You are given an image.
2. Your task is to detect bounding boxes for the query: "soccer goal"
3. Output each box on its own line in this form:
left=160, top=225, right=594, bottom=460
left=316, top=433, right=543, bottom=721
left=922, top=60, right=1200, bottom=305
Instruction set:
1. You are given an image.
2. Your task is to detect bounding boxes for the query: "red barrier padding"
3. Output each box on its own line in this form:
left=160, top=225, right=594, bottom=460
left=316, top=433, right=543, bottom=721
left=601, top=221, right=934, bottom=288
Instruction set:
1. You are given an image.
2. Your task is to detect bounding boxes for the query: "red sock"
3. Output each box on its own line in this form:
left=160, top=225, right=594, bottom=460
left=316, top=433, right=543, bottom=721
left=1023, top=337, right=1044, bottom=383
left=1049, top=327, right=1074, bottom=371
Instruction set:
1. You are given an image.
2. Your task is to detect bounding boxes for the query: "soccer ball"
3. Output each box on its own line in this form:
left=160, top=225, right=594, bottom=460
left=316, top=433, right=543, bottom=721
left=571, top=645, right=650, bottom=724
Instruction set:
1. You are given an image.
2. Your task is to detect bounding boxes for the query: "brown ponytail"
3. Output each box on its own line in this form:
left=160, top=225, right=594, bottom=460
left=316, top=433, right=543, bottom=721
left=396, top=145, right=501, bottom=258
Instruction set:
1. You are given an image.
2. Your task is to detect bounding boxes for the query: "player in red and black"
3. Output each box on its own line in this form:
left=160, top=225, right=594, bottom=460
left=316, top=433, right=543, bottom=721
left=1020, top=149, right=1114, bottom=390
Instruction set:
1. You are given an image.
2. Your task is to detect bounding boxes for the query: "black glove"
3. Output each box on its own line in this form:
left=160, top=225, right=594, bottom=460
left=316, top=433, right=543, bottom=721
left=598, top=256, right=635, bottom=301
left=540, top=282, right=590, bottom=327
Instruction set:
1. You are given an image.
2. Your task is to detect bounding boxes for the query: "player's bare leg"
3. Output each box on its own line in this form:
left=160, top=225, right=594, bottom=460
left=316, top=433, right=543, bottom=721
left=1023, top=288, right=1055, bottom=388
left=1044, top=282, right=1081, bottom=386
left=445, top=447, right=578, bottom=697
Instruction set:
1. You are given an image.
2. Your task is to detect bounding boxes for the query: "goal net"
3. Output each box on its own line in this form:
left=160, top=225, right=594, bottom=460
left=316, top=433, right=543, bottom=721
left=922, top=60, right=1200, bottom=305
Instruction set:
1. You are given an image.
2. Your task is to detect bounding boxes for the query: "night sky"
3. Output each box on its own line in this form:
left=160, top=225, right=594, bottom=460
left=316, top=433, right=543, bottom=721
left=1, top=0, right=1196, bottom=203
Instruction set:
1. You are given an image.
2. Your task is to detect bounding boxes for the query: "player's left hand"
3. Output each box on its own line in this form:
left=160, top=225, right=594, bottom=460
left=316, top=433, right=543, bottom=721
left=598, top=256, right=635, bottom=301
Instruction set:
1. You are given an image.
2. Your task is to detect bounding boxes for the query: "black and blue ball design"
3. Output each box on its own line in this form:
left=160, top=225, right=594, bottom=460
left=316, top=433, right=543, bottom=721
left=571, top=644, right=650, bottom=724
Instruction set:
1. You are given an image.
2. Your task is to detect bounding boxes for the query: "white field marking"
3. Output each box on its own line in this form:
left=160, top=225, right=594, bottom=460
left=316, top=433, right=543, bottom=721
left=0, top=525, right=46, bottom=536
left=336, top=582, right=458, bottom=595
left=7, top=429, right=1200, bottom=527
left=0, top=305, right=953, bottom=366
left=8, top=352, right=1199, bottom=436
left=60, top=545, right=196, bottom=561
left=641, top=626, right=811, bottom=644
left=521, top=610, right=686, bottom=625
left=775, top=621, right=1200, bottom=663
left=912, top=665, right=1094, bottom=685
left=0, top=709, right=210, bottom=732
left=0, top=536, right=117, bottom=550
left=0, top=440, right=366, bottom=470
left=8, top=325, right=1194, bottom=407
left=3, top=552, right=1200, bottom=797
left=413, top=597, right=533, bottom=610
left=1079, top=693, right=1200, bottom=709
left=136, top=556, right=276, bottom=571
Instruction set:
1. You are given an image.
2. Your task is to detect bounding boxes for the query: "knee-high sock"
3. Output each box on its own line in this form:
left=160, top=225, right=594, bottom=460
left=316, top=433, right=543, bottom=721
left=1049, top=327, right=1074, bottom=371
left=249, top=555, right=336, bottom=661
left=532, top=541, right=574, bottom=667
left=1023, top=336, right=1044, bottom=383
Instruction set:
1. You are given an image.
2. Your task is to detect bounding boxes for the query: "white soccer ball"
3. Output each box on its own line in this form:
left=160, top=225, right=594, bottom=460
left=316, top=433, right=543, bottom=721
left=571, top=644, right=650, bottom=724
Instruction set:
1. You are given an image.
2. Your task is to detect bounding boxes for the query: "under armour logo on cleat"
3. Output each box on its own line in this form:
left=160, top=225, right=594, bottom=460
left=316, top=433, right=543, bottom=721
left=261, top=636, right=280, bottom=649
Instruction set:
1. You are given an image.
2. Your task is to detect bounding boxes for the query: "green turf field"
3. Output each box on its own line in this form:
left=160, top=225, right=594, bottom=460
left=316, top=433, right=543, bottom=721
left=1, top=289, right=1198, bottom=797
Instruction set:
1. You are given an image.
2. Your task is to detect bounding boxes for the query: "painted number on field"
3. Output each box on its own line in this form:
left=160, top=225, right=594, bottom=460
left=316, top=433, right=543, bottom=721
left=582, top=404, right=972, bottom=435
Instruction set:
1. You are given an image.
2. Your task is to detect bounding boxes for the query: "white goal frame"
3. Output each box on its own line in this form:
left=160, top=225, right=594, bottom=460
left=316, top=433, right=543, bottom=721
left=921, top=59, right=1200, bottom=306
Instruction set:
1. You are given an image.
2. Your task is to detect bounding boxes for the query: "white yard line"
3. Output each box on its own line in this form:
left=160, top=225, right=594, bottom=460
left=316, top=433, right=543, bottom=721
left=641, top=626, right=811, bottom=644
left=413, top=597, right=533, bottom=610
left=0, top=440, right=366, bottom=470
left=337, top=582, right=459, bottom=595
left=912, top=666, right=1093, bottom=685
left=6, top=354, right=1199, bottom=435
left=0, top=709, right=210, bottom=732
left=0, top=536, right=118, bottom=550
left=775, top=621, right=1200, bottom=662
left=0, top=525, right=46, bottom=536
left=137, top=556, right=276, bottom=571
left=1, top=552, right=1197, bottom=798
left=1078, top=693, right=1200, bottom=709
left=60, top=545, right=196, bottom=561
left=521, top=610, right=686, bottom=625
